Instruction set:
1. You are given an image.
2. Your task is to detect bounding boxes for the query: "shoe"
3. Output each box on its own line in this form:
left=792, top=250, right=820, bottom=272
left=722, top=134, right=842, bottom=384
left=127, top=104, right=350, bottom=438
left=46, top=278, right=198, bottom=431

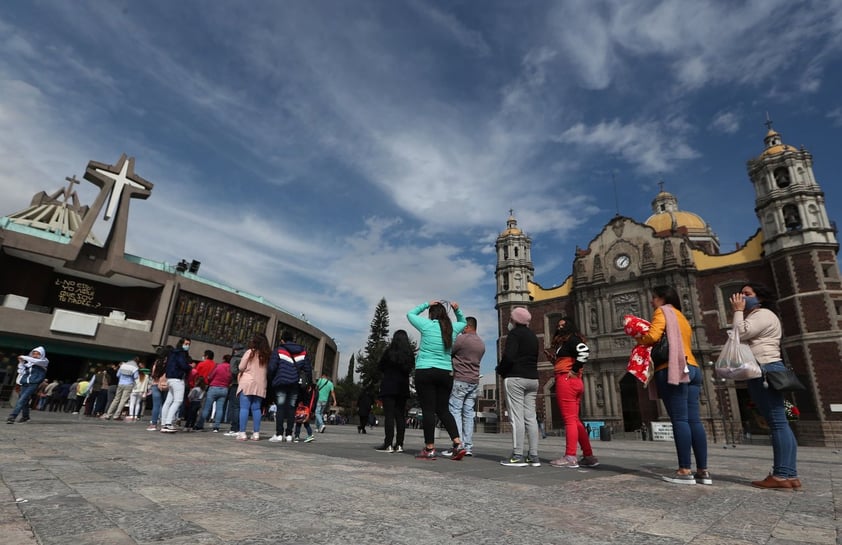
left=500, top=455, right=528, bottom=467
left=525, top=455, right=541, bottom=467
left=662, top=471, right=696, bottom=485
left=395, top=445, right=404, bottom=453
left=224, top=430, right=239, bottom=437
left=18, top=417, right=30, bottom=423
left=285, top=435, right=293, bottom=442
left=751, top=474, right=793, bottom=490
left=146, top=425, right=158, bottom=431
left=788, top=478, right=802, bottom=489
left=579, top=456, right=600, bottom=468
left=375, top=444, right=394, bottom=452
left=6, top=417, right=15, bottom=424
left=293, top=436, right=300, bottom=443
left=450, top=445, right=467, bottom=461
left=304, top=435, right=315, bottom=443
left=100, top=415, right=111, bottom=420
left=268, top=435, right=284, bottom=443
left=694, top=470, right=713, bottom=485
left=71, top=411, right=79, bottom=415
left=463, top=451, right=472, bottom=457
left=319, top=425, right=326, bottom=433
left=251, top=432, right=260, bottom=441
left=549, top=455, right=579, bottom=468
left=415, top=448, right=437, bottom=461
left=440, top=448, right=454, bottom=457
left=236, top=432, right=248, bottom=441
left=113, top=417, right=123, bottom=421
left=212, top=428, right=219, bottom=433
left=160, top=425, right=177, bottom=433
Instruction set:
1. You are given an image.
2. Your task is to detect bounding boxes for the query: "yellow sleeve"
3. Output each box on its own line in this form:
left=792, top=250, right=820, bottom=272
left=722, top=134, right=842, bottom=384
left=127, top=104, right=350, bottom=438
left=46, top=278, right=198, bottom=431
left=638, top=307, right=665, bottom=346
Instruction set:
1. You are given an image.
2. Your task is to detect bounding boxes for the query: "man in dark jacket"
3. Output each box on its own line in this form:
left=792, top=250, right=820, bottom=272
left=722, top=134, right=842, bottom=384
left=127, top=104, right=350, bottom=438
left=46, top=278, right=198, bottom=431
left=267, top=331, right=312, bottom=443
left=496, top=307, right=540, bottom=467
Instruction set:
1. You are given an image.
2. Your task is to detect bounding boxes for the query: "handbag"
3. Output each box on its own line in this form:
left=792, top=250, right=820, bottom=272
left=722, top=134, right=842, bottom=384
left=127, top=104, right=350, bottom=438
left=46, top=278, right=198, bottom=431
left=763, top=366, right=806, bottom=392
left=714, top=326, right=761, bottom=380
left=650, top=334, right=669, bottom=365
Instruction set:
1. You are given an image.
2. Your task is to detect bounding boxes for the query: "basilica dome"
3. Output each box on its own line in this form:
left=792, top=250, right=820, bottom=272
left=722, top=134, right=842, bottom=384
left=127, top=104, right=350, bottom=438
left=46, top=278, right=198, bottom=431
left=644, top=188, right=720, bottom=253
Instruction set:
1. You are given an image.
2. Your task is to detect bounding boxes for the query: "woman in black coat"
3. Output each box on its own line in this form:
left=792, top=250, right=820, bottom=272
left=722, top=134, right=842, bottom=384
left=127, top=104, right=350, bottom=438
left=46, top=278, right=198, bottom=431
left=375, top=330, right=414, bottom=452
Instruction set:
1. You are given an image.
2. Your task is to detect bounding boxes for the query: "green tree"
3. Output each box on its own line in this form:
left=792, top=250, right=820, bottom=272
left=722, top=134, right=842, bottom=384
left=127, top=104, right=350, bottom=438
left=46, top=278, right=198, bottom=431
left=356, top=297, right=390, bottom=394
left=335, top=354, right=359, bottom=411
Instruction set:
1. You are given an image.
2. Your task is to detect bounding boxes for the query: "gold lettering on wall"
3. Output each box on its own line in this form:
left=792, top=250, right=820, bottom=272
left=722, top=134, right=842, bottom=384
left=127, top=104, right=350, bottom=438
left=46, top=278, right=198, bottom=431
left=54, top=278, right=102, bottom=309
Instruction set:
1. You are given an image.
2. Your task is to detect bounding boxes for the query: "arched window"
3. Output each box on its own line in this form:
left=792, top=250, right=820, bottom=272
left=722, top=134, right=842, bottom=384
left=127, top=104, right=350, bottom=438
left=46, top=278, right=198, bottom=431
left=774, top=167, right=791, bottom=189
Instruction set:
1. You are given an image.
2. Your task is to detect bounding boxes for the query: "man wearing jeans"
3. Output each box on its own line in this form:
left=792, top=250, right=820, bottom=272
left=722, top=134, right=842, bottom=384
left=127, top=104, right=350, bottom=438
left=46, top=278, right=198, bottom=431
left=315, top=372, right=337, bottom=433
left=443, top=317, right=485, bottom=457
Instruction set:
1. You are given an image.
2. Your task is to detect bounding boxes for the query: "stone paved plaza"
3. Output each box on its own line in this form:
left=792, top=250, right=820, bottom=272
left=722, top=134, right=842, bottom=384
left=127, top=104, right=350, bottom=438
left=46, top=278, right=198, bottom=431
left=0, top=411, right=839, bottom=544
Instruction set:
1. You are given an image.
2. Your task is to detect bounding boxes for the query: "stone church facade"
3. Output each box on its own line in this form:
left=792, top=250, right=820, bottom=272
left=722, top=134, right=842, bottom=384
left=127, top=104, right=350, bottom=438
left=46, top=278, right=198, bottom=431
left=495, top=126, right=842, bottom=446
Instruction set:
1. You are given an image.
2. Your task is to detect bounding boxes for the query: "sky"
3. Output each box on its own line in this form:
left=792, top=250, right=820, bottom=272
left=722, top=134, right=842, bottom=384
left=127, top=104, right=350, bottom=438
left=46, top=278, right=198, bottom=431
left=2, top=1, right=842, bottom=382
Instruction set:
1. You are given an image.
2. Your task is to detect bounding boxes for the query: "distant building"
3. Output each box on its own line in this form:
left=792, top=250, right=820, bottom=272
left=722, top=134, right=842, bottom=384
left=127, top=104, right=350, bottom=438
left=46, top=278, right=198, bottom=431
left=495, top=126, right=841, bottom=446
left=0, top=154, right=338, bottom=400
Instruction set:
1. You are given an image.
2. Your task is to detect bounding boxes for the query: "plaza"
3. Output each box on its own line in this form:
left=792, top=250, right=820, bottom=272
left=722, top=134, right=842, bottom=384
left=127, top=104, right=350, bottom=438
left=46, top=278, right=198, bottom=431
left=1, top=411, right=839, bottom=544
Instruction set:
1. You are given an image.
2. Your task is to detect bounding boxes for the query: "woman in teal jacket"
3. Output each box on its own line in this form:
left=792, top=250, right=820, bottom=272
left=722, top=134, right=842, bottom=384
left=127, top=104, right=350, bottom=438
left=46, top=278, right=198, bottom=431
left=407, top=301, right=468, bottom=460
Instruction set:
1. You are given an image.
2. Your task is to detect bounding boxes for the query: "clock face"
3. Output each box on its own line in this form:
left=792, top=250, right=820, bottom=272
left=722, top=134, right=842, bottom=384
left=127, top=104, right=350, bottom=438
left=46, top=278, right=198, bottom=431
left=615, top=254, right=631, bottom=270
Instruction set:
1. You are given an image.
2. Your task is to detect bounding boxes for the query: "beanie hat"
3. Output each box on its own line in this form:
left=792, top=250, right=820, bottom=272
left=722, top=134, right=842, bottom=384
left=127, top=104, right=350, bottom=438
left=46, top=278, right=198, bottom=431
left=510, top=307, right=531, bottom=325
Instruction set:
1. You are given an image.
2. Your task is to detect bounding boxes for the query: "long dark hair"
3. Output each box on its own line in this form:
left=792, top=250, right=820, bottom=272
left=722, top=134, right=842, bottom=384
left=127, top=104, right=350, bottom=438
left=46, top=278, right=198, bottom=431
left=387, top=329, right=415, bottom=371
left=652, top=285, right=682, bottom=311
left=249, top=333, right=271, bottom=367
left=428, top=303, right=454, bottom=349
left=742, top=282, right=780, bottom=315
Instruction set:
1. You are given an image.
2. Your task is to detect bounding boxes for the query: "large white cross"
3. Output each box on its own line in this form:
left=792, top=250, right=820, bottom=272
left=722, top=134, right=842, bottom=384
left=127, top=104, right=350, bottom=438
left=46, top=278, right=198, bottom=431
left=95, top=160, right=146, bottom=220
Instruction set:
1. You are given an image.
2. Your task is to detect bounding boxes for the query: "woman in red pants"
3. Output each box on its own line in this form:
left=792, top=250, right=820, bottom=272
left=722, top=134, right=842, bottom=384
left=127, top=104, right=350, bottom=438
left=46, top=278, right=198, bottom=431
left=547, top=317, right=599, bottom=469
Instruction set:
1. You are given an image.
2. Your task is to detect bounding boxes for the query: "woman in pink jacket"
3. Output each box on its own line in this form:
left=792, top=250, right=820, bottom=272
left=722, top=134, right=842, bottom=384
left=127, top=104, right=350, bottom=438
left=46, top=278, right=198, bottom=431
left=236, top=333, right=270, bottom=441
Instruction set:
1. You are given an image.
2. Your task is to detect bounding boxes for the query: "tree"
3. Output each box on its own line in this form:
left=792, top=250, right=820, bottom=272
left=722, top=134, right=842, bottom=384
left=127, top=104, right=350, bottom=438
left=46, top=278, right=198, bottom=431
left=345, top=353, right=355, bottom=382
left=335, top=354, right=359, bottom=411
left=356, top=297, right=390, bottom=394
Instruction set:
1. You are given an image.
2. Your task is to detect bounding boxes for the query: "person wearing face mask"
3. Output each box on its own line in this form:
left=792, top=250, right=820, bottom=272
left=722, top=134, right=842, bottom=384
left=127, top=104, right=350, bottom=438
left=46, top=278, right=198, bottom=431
left=547, top=317, right=598, bottom=469
left=7, top=346, right=49, bottom=424
left=729, top=283, right=799, bottom=490
left=160, top=337, right=192, bottom=433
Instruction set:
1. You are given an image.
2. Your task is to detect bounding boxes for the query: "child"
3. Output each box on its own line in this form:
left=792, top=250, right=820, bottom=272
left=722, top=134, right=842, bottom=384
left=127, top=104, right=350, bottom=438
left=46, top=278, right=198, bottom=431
left=293, top=383, right=317, bottom=443
left=186, top=376, right=206, bottom=430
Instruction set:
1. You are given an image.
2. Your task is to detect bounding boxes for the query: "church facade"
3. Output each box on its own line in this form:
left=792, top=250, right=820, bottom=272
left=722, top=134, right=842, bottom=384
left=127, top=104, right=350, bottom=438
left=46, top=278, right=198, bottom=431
left=0, top=155, right=338, bottom=399
left=495, top=126, right=842, bottom=446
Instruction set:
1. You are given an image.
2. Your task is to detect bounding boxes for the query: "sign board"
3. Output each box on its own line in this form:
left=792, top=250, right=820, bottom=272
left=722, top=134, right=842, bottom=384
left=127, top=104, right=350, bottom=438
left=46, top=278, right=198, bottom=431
left=830, top=404, right=842, bottom=413
left=583, top=420, right=604, bottom=439
left=650, top=422, right=674, bottom=442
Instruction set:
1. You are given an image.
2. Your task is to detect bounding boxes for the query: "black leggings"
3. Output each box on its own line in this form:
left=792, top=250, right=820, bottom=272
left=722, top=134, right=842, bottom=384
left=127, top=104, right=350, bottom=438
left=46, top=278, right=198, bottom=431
left=414, top=368, right=459, bottom=446
left=381, top=395, right=408, bottom=447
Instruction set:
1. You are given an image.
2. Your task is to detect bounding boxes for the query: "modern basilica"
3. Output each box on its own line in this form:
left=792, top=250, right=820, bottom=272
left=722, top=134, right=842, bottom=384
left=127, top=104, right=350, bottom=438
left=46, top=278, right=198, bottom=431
left=495, top=125, right=841, bottom=446
left=0, top=154, right=338, bottom=402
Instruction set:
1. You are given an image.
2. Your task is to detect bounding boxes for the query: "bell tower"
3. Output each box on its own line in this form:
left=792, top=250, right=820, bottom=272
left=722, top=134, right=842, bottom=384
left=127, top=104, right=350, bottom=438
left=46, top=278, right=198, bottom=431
left=747, top=120, right=842, bottom=445
left=495, top=211, right=534, bottom=307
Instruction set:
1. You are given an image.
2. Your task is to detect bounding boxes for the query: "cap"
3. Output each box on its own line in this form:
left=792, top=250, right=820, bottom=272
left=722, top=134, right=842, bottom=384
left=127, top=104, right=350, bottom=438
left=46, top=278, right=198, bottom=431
left=510, top=307, right=531, bottom=325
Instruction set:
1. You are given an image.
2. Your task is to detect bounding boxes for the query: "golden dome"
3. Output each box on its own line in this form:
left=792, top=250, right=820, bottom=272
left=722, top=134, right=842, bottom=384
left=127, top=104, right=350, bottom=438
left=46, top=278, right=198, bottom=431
left=760, top=144, right=794, bottom=158
left=645, top=210, right=708, bottom=233
left=501, top=226, right=522, bottom=236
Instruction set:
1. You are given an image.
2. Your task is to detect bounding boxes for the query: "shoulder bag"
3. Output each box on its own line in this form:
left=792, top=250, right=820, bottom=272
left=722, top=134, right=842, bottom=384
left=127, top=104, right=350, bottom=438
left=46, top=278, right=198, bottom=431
left=763, top=348, right=806, bottom=392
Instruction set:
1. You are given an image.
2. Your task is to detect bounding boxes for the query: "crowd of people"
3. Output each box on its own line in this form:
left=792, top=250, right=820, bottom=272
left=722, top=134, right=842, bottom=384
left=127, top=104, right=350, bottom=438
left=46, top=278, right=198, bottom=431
left=5, top=285, right=801, bottom=489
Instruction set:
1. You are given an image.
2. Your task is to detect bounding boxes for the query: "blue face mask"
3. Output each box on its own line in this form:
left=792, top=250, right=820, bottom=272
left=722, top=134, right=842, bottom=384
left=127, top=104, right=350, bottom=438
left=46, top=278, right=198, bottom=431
left=744, top=296, right=759, bottom=312
left=182, top=344, right=190, bottom=351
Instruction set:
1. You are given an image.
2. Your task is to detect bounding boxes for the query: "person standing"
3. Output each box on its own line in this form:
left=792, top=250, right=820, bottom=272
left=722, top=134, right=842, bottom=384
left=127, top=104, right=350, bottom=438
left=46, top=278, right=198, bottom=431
left=128, top=367, right=150, bottom=422
left=376, top=330, right=414, bottom=453
left=730, top=283, right=799, bottom=489
left=293, top=383, right=317, bottom=442
left=194, top=350, right=216, bottom=384
left=196, top=354, right=231, bottom=432
left=314, top=372, right=337, bottom=433
left=547, top=317, right=598, bottom=469
left=147, top=355, right=168, bottom=430
left=444, top=317, right=485, bottom=457
left=637, top=285, right=709, bottom=485
left=267, top=331, right=312, bottom=443
left=356, top=389, right=373, bottom=434
left=223, top=343, right=245, bottom=436
left=7, top=346, right=49, bottom=424
left=407, top=300, right=468, bottom=461
left=497, top=307, right=541, bottom=467
left=237, top=333, right=271, bottom=441
left=160, top=338, right=193, bottom=433
left=103, top=356, right=140, bottom=420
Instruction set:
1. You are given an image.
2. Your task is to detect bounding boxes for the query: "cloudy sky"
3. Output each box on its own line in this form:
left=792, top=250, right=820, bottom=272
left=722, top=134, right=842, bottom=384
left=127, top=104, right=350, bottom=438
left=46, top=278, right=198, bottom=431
left=2, top=1, right=841, bottom=379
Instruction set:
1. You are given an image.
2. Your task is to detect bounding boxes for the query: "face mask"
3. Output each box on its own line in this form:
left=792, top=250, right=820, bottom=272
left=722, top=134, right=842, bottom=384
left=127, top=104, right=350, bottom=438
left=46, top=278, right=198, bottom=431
left=744, top=296, right=759, bottom=312
left=182, top=344, right=190, bottom=351
left=507, top=322, right=514, bottom=331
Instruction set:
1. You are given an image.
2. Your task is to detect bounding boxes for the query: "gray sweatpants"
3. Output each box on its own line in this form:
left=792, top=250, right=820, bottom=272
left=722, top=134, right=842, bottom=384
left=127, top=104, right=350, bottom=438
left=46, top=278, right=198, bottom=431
left=504, top=377, right=539, bottom=457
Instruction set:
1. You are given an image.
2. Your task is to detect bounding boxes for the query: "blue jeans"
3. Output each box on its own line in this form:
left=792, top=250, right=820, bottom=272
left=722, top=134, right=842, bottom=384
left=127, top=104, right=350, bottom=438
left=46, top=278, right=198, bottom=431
left=449, top=380, right=479, bottom=451
left=747, top=361, right=798, bottom=478
left=150, top=385, right=163, bottom=425
left=315, top=400, right=328, bottom=429
left=655, top=365, right=707, bottom=470
left=198, top=386, right=228, bottom=430
left=238, top=393, right=263, bottom=433
left=274, top=385, right=298, bottom=436
left=9, top=382, right=41, bottom=420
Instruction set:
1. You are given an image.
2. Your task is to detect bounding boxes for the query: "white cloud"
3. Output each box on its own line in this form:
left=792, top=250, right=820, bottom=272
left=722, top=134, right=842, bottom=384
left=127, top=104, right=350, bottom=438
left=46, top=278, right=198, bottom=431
left=828, top=107, right=842, bottom=127
left=710, top=111, right=741, bottom=134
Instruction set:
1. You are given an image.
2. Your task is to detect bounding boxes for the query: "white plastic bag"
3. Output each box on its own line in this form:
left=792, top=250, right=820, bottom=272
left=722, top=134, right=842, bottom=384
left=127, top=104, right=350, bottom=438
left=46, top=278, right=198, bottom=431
left=714, top=326, right=761, bottom=380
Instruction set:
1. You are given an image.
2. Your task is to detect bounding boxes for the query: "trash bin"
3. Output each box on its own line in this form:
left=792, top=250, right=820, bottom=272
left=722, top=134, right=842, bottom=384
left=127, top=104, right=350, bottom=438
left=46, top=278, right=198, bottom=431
left=599, top=425, right=611, bottom=441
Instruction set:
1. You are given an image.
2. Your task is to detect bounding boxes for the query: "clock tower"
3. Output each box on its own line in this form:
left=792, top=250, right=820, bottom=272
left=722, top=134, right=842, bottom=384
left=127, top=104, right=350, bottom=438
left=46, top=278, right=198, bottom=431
left=495, top=212, right=534, bottom=307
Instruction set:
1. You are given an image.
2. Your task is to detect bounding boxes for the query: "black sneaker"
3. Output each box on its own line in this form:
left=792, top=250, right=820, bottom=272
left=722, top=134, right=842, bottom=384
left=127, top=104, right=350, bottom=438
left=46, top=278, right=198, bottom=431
left=19, top=417, right=30, bottom=423
left=6, top=417, right=15, bottom=425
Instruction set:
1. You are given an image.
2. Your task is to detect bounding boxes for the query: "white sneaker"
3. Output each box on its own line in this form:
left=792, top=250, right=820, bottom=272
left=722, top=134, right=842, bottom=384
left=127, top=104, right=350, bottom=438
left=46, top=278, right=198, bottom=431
left=236, top=432, right=247, bottom=441
left=318, top=425, right=326, bottom=433
left=251, top=432, right=260, bottom=441
left=224, top=430, right=239, bottom=437
left=285, top=435, right=293, bottom=442
left=268, top=434, right=284, bottom=443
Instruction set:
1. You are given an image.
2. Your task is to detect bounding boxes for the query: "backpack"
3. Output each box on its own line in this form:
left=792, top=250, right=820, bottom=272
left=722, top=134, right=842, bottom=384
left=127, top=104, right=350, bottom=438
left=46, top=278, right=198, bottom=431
left=294, top=388, right=316, bottom=423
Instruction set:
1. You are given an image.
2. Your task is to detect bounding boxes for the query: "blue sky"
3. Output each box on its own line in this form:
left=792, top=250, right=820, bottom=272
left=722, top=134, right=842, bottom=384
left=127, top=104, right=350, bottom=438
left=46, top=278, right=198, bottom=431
left=2, top=1, right=841, bottom=381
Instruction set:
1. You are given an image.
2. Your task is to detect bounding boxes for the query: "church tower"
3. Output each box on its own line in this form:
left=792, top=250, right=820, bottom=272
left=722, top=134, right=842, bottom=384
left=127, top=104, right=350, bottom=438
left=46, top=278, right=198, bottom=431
left=495, top=212, right=534, bottom=307
left=747, top=121, right=842, bottom=444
